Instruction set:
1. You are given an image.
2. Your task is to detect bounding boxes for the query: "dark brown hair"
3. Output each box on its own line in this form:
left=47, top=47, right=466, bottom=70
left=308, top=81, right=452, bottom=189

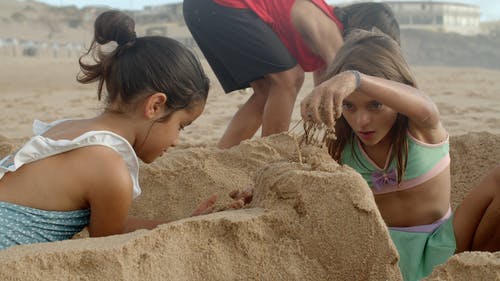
left=334, top=2, right=401, bottom=44
left=77, top=10, right=209, bottom=119
left=325, top=30, right=417, bottom=183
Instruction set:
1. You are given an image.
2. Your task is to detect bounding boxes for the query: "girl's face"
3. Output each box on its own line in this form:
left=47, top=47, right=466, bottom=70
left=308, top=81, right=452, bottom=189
left=137, top=102, right=205, bottom=163
left=341, top=91, right=397, bottom=147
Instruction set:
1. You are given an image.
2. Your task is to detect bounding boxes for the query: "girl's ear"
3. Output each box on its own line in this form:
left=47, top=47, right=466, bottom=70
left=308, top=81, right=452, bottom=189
left=144, top=93, right=167, bottom=119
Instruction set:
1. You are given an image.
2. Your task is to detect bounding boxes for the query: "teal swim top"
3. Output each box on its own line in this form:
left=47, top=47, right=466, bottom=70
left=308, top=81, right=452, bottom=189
left=341, top=132, right=450, bottom=194
left=0, top=201, right=90, bottom=250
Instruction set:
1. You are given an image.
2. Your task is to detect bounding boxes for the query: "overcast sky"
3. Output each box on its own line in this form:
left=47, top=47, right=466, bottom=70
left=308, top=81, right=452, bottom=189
left=35, top=0, right=500, bottom=21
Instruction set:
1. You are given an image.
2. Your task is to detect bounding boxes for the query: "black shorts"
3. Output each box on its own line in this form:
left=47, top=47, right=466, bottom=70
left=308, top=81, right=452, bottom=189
left=183, top=0, right=297, bottom=93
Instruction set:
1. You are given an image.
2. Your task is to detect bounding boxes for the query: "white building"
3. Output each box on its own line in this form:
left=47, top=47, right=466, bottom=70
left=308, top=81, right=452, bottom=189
left=383, top=1, right=480, bottom=35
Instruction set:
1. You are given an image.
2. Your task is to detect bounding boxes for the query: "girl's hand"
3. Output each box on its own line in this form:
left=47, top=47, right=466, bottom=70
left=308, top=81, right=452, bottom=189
left=301, top=71, right=359, bottom=127
left=191, top=194, right=218, bottom=216
left=220, top=187, right=254, bottom=211
left=190, top=187, right=254, bottom=216
left=227, top=187, right=254, bottom=205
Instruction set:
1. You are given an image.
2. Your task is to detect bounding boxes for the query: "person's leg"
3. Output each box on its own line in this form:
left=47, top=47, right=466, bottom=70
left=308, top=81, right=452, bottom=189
left=453, top=164, right=500, bottom=252
left=217, top=79, right=270, bottom=149
left=185, top=0, right=300, bottom=147
left=217, top=64, right=304, bottom=148
left=262, top=65, right=305, bottom=136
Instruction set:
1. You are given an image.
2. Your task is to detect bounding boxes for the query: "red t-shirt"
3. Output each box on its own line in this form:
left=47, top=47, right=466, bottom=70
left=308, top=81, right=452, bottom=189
left=213, top=0, right=344, bottom=71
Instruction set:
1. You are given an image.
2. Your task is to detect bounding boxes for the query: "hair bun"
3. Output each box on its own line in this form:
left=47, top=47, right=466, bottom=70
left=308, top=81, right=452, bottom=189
left=117, top=31, right=137, bottom=46
left=94, top=10, right=136, bottom=45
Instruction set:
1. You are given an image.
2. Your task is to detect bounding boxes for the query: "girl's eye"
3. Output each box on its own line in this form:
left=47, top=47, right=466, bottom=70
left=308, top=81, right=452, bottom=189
left=368, top=101, right=383, bottom=110
left=342, top=102, right=353, bottom=111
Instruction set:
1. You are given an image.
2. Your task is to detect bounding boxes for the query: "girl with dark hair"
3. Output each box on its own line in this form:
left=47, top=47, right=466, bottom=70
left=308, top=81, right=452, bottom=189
left=300, top=29, right=500, bottom=281
left=0, top=10, right=248, bottom=250
left=183, top=0, right=400, bottom=149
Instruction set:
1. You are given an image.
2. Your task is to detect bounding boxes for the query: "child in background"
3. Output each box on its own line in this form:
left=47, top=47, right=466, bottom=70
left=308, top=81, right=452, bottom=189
left=0, top=10, right=248, bottom=251
left=300, top=30, right=500, bottom=281
left=183, top=0, right=400, bottom=149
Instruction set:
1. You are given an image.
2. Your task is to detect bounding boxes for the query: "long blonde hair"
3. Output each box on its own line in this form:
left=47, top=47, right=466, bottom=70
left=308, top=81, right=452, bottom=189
left=325, top=30, right=417, bottom=183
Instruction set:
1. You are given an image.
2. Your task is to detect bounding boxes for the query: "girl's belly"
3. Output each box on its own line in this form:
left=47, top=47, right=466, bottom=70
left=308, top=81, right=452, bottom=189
left=374, top=167, right=451, bottom=227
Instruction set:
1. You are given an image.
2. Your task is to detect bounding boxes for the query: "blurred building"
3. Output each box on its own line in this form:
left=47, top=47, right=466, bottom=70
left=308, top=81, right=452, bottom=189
left=133, top=3, right=197, bottom=50
left=384, top=1, right=480, bottom=35
left=136, top=3, right=183, bottom=24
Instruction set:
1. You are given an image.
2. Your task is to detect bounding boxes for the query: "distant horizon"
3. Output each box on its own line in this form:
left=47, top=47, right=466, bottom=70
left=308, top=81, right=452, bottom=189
left=33, top=0, right=500, bottom=21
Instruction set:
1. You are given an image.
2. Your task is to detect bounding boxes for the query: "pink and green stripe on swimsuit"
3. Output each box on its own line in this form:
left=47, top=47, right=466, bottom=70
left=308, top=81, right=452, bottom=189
left=341, top=131, right=450, bottom=194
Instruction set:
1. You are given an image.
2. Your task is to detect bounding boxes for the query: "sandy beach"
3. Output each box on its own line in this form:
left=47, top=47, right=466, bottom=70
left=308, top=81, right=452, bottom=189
left=0, top=52, right=499, bottom=280
left=1, top=56, right=499, bottom=141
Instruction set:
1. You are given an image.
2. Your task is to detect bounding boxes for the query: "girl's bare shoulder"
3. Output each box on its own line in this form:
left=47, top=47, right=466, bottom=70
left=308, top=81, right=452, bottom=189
left=408, top=121, right=448, bottom=145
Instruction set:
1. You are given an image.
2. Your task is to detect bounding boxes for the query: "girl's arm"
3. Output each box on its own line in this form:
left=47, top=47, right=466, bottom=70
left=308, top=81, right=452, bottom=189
left=85, top=148, right=254, bottom=235
left=85, top=148, right=134, bottom=237
left=124, top=217, right=168, bottom=232
left=302, top=71, right=447, bottom=143
left=122, top=195, right=219, bottom=232
left=355, top=72, right=446, bottom=142
left=357, top=73, right=440, bottom=129
left=123, top=190, right=253, bottom=232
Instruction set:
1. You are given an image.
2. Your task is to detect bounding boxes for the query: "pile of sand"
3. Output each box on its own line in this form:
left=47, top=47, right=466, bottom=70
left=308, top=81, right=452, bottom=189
left=0, top=132, right=498, bottom=280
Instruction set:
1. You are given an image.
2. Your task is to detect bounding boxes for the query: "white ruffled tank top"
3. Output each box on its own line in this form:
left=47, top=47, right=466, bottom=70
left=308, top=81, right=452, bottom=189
left=0, top=119, right=142, bottom=199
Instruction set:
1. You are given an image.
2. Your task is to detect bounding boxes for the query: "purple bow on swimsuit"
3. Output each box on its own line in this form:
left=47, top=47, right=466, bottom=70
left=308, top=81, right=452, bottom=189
left=371, top=168, right=398, bottom=191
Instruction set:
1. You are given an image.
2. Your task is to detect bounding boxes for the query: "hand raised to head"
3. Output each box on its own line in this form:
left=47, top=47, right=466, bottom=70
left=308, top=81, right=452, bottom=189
left=301, top=70, right=360, bottom=127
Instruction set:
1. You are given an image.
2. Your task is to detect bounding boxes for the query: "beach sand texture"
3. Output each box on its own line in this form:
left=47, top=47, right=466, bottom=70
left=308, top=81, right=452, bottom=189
left=0, top=55, right=499, bottom=279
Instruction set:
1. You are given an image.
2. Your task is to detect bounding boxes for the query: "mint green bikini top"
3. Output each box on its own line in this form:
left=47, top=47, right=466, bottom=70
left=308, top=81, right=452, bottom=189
left=341, top=132, right=450, bottom=194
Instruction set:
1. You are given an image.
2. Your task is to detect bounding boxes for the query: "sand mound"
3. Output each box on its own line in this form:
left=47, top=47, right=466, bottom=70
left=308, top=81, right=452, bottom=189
left=0, top=134, right=401, bottom=280
left=449, top=132, right=500, bottom=209
left=424, top=252, right=500, bottom=281
left=0, top=132, right=498, bottom=280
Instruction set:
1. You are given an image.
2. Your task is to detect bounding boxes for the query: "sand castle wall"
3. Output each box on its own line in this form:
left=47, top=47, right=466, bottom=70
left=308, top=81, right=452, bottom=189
left=0, top=133, right=498, bottom=280
left=448, top=132, right=500, bottom=209
left=424, top=252, right=500, bottom=281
